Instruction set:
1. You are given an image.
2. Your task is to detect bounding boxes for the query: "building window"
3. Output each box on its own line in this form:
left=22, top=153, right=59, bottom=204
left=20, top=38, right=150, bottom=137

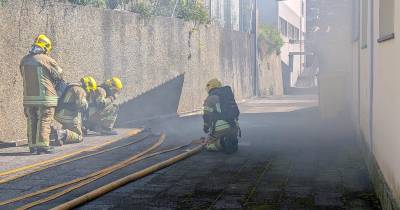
left=288, top=23, right=294, bottom=39
left=294, top=27, right=300, bottom=41
left=378, top=0, right=395, bottom=42
left=361, top=0, right=368, bottom=48
left=280, top=17, right=288, bottom=37
left=287, top=23, right=299, bottom=41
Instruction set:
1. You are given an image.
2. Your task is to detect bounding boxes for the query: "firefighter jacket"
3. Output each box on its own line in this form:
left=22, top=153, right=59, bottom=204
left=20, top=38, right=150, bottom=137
left=20, top=53, right=64, bottom=107
left=55, top=84, right=88, bottom=123
left=89, top=85, right=116, bottom=109
left=203, top=93, right=230, bottom=133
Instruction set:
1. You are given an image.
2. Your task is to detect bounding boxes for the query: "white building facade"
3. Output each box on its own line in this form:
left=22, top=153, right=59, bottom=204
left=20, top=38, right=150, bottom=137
left=279, top=0, right=306, bottom=88
left=259, top=0, right=307, bottom=90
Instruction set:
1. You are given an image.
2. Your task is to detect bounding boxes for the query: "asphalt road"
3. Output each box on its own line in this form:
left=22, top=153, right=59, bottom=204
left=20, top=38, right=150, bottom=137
left=0, top=96, right=381, bottom=209
left=81, top=96, right=380, bottom=210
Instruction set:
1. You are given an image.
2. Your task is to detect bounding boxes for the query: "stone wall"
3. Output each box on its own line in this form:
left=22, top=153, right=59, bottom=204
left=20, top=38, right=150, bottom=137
left=0, top=0, right=256, bottom=142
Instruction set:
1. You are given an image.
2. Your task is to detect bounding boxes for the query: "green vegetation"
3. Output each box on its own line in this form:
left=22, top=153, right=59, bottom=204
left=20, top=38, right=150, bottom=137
left=131, top=2, right=153, bottom=18
left=258, top=24, right=284, bottom=54
left=175, top=1, right=210, bottom=25
left=67, top=0, right=107, bottom=8
left=0, top=0, right=8, bottom=6
left=64, top=0, right=210, bottom=24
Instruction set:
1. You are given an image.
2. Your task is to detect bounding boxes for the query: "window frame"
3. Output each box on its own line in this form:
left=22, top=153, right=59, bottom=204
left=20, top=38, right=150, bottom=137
left=361, top=0, right=368, bottom=49
left=280, top=17, right=288, bottom=37
left=377, top=0, right=395, bottom=43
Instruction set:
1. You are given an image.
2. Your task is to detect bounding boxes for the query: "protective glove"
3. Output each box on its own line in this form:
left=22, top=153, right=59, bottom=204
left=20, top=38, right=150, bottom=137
left=203, top=126, right=209, bottom=134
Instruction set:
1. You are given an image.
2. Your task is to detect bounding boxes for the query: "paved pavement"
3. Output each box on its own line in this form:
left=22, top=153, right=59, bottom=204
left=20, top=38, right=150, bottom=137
left=0, top=96, right=381, bottom=209
left=82, top=96, right=380, bottom=209
left=0, top=128, right=141, bottom=172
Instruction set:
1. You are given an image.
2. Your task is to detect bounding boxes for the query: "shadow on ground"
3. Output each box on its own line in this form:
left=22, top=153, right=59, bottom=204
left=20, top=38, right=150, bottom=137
left=116, top=74, right=185, bottom=128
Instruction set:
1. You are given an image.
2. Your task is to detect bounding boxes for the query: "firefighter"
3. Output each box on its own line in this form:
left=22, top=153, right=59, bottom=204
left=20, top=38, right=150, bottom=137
left=54, top=76, right=97, bottom=145
left=85, top=77, right=122, bottom=135
left=20, top=34, right=64, bottom=154
left=203, top=78, right=240, bottom=153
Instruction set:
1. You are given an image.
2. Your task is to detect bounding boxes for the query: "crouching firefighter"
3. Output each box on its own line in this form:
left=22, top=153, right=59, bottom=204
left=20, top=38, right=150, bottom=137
left=203, top=78, right=240, bottom=154
left=20, top=34, right=64, bottom=154
left=85, top=77, right=123, bottom=135
left=53, top=76, right=97, bottom=145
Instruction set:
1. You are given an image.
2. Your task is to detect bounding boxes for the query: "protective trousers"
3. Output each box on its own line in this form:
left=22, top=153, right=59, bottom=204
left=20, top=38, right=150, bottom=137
left=24, top=106, right=55, bottom=149
left=206, top=121, right=236, bottom=152
left=55, top=112, right=83, bottom=144
left=87, top=104, right=118, bottom=132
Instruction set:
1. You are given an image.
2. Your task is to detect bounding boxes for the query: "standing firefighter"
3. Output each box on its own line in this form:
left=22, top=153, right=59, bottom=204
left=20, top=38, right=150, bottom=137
left=54, top=76, right=97, bottom=145
left=203, top=78, right=240, bottom=154
left=86, top=77, right=122, bottom=135
left=20, top=35, right=64, bottom=154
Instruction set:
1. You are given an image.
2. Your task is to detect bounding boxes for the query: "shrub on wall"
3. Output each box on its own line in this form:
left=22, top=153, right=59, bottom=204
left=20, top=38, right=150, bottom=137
left=131, top=2, right=153, bottom=18
left=65, top=0, right=210, bottom=24
left=175, top=1, right=210, bottom=25
left=258, top=24, right=283, bottom=55
left=0, top=0, right=8, bottom=6
left=67, top=0, right=107, bottom=8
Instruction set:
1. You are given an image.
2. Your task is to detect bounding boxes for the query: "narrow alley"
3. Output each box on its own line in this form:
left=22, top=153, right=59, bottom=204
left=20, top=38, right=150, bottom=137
left=0, top=96, right=381, bottom=209
left=0, top=0, right=399, bottom=209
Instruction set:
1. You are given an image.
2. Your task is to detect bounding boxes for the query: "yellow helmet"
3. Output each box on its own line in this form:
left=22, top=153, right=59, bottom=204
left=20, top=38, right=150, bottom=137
left=206, top=78, right=222, bottom=92
left=105, top=77, right=123, bottom=92
left=33, top=34, right=52, bottom=54
left=80, top=76, right=97, bottom=93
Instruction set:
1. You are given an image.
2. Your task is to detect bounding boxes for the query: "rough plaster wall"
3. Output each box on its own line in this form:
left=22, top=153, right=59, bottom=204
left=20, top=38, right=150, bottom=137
left=0, top=0, right=254, bottom=142
left=258, top=53, right=283, bottom=96
left=372, top=0, right=400, bottom=201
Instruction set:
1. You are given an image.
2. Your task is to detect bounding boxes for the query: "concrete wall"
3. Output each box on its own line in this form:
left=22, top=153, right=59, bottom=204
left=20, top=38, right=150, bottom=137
left=257, top=52, right=283, bottom=96
left=353, top=0, right=400, bottom=208
left=0, top=0, right=256, bottom=142
left=364, top=0, right=400, bottom=207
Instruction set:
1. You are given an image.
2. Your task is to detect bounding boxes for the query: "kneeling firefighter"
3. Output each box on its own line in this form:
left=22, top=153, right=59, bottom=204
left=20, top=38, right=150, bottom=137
left=203, top=78, right=240, bottom=154
left=85, top=77, right=123, bottom=135
left=54, top=76, right=97, bottom=145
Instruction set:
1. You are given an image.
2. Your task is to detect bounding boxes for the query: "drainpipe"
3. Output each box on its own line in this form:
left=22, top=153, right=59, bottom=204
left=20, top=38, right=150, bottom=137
left=252, top=0, right=259, bottom=96
left=367, top=0, right=374, bottom=153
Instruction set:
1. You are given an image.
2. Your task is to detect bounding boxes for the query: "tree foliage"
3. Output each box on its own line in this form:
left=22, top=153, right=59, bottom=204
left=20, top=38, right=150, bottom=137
left=258, top=24, right=284, bottom=54
left=175, top=0, right=209, bottom=24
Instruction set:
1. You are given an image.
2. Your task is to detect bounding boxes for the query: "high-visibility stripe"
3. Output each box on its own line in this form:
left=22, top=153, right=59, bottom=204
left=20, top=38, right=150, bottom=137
left=24, top=96, right=59, bottom=101
left=23, top=96, right=58, bottom=106
left=215, top=103, right=222, bottom=113
left=37, top=67, right=45, bottom=97
left=203, top=106, right=214, bottom=113
left=214, top=120, right=230, bottom=131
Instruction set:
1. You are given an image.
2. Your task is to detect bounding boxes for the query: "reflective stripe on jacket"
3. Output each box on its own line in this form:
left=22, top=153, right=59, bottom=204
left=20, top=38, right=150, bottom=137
left=203, top=94, right=230, bottom=132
